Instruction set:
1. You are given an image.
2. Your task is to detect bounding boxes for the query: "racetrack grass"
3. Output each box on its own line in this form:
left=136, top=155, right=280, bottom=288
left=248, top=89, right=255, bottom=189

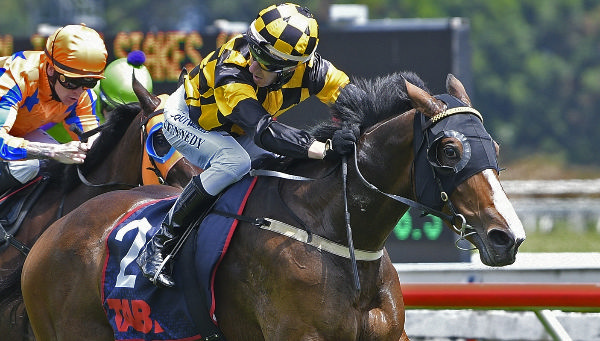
left=518, top=224, right=600, bottom=252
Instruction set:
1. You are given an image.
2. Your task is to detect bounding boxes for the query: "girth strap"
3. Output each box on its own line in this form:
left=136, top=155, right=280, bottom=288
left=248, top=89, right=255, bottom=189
left=212, top=209, right=383, bottom=262
left=260, top=218, right=383, bottom=261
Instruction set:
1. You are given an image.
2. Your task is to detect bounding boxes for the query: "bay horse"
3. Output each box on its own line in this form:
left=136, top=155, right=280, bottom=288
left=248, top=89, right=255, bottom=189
left=21, top=72, right=525, bottom=340
left=0, top=80, right=200, bottom=340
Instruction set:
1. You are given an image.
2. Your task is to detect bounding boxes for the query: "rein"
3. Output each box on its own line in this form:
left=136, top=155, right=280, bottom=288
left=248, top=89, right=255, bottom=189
left=76, top=167, right=139, bottom=189
left=76, top=109, right=171, bottom=189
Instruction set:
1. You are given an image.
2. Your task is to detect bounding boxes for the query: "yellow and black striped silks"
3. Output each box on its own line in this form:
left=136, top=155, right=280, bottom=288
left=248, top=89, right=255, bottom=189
left=182, top=34, right=349, bottom=136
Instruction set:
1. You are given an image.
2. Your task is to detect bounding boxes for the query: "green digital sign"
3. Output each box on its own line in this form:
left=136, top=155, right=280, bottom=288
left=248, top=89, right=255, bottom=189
left=385, top=208, right=470, bottom=263
left=393, top=211, right=443, bottom=241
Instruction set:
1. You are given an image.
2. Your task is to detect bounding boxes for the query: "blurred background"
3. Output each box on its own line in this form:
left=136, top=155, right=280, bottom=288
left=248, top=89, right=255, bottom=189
left=3, top=0, right=600, bottom=253
left=3, top=0, right=600, bottom=255
left=4, top=0, right=600, bottom=173
left=3, top=1, right=600, bottom=339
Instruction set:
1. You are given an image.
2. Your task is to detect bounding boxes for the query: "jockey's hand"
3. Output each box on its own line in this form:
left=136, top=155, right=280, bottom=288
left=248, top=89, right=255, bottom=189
left=331, top=124, right=360, bottom=156
left=27, top=141, right=89, bottom=164
left=54, top=141, right=90, bottom=164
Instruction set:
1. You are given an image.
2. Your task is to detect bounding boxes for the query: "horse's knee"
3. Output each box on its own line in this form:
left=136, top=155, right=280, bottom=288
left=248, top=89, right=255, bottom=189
left=365, top=307, right=404, bottom=340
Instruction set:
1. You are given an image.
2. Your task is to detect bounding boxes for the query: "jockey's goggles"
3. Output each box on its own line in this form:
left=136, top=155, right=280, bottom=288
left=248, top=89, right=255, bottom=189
left=57, top=73, right=98, bottom=90
left=245, top=34, right=299, bottom=73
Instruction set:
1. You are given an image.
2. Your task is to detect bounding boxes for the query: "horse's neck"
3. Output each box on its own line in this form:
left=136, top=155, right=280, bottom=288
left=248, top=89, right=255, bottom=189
left=69, top=118, right=143, bottom=203
left=272, top=111, right=417, bottom=251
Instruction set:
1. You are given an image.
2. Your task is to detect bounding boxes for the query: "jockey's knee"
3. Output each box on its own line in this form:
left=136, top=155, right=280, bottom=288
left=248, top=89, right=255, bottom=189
left=215, top=146, right=251, bottom=179
left=0, top=160, right=40, bottom=192
left=219, top=155, right=252, bottom=181
left=199, top=152, right=251, bottom=195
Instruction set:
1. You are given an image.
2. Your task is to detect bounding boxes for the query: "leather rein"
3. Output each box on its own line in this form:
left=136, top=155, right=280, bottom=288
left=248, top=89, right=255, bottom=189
left=74, top=110, right=168, bottom=189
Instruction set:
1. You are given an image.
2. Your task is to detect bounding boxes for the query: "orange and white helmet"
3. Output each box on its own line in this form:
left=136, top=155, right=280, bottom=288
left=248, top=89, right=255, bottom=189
left=44, top=24, right=107, bottom=79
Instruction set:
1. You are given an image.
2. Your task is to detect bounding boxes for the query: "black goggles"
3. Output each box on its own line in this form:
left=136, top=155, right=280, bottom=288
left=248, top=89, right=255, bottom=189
left=57, top=73, right=98, bottom=90
left=245, top=35, right=298, bottom=73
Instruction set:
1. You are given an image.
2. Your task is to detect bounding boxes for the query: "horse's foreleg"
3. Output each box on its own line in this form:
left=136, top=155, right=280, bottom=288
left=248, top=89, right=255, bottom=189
left=362, top=258, right=406, bottom=340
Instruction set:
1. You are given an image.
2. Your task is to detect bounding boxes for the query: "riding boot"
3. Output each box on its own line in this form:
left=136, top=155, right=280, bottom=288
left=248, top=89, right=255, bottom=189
left=137, top=176, right=216, bottom=287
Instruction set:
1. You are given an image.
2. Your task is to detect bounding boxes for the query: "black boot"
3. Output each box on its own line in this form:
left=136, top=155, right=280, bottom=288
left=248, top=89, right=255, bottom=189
left=137, top=176, right=216, bottom=287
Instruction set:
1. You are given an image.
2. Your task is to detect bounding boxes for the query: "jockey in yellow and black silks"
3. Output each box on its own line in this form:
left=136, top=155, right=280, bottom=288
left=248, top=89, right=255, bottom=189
left=137, top=3, right=359, bottom=288
left=0, top=24, right=107, bottom=192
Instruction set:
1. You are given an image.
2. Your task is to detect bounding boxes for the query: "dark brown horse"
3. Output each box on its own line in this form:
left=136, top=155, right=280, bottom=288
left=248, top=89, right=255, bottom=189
left=21, top=72, right=525, bottom=340
left=0, top=82, right=200, bottom=340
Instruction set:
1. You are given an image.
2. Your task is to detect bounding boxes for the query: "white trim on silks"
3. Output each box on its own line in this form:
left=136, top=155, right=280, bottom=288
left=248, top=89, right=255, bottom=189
left=260, top=218, right=384, bottom=261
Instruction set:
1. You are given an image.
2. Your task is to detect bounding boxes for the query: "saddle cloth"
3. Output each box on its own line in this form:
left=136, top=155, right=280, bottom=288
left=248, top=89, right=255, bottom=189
left=102, top=175, right=257, bottom=340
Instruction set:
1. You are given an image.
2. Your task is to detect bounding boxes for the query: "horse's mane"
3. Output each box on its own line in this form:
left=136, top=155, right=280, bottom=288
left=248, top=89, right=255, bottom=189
left=310, top=71, right=429, bottom=141
left=61, top=103, right=142, bottom=191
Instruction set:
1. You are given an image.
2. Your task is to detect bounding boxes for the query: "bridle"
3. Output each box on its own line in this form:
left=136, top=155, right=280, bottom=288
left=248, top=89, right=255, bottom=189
left=139, top=109, right=183, bottom=186
left=75, top=109, right=178, bottom=188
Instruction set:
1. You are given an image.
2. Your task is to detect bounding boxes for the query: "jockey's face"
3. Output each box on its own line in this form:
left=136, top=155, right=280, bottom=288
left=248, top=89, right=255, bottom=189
left=248, top=58, right=280, bottom=88
left=47, top=66, right=89, bottom=106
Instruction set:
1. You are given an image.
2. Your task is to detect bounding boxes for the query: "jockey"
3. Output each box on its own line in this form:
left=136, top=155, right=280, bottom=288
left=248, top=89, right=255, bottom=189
left=137, top=2, right=359, bottom=288
left=45, top=50, right=153, bottom=142
left=95, top=50, right=153, bottom=122
left=0, top=24, right=107, bottom=193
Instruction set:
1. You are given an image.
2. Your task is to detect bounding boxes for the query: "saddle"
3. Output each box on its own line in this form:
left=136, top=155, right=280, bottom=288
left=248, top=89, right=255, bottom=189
left=0, top=176, right=49, bottom=255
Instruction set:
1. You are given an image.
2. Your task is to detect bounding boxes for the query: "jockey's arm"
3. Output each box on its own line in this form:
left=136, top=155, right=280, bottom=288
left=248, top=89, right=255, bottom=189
left=25, top=140, right=89, bottom=164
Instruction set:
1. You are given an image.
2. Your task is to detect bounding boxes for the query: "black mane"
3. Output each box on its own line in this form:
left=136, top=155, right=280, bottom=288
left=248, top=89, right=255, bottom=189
left=310, top=71, right=428, bottom=141
left=62, top=103, right=141, bottom=191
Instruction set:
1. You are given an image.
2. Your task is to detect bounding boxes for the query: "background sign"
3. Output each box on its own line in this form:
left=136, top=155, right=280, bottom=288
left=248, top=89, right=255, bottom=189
left=387, top=209, right=471, bottom=263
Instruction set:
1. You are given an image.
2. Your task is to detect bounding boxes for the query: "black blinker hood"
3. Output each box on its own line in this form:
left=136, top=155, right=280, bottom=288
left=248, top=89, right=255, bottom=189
left=413, top=94, right=499, bottom=210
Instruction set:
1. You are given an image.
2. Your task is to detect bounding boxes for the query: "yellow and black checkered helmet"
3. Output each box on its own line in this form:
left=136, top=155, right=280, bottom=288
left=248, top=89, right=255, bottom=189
left=246, top=3, right=319, bottom=72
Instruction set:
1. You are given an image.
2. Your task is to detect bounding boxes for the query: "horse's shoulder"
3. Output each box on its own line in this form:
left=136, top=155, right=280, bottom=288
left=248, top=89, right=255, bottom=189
left=132, top=184, right=182, bottom=198
left=75, top=186, right=179, bottom=215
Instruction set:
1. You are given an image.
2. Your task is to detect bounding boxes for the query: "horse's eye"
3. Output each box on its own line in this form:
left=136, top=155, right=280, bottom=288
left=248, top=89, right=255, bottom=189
left=443, top=145, right=458, bottom=159
left=151, top=130, right=172, bottom=156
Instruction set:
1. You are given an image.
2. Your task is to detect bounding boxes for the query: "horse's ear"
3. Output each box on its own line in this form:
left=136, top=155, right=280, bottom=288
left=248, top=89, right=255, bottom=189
left=132, top=71, right=161, bottom=114
left=404, top=78, right=445, bottom=117
left=446, top=74, right=472, bottom=107
left=177, top=68, right=188, bottom=88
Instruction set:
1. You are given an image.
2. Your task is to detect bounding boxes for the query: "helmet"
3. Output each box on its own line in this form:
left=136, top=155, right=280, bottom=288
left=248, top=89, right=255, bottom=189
left=246, top=3, right=319, bottom=72
left=98, top=50, right=153, bottom=110
left=44, top=24, right=107, bottom=78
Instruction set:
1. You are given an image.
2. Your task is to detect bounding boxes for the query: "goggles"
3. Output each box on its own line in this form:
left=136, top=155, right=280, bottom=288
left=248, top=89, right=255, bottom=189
left=247, top=40, right=297, bottom=73
left=245, top=23, right=311, bottom=73
left=98, top=88, right=119, bottom=112
left=248, top=43, right=298, bottom=73
left=58, top=73, right=98, bottom=90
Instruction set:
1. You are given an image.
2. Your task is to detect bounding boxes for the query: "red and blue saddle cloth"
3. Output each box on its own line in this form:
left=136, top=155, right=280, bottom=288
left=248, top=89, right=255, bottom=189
left=102, top=175, right=257, bottom=340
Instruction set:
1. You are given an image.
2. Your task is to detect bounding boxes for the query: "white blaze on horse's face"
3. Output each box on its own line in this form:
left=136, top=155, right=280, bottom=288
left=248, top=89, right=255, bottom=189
left=483, top=169, right=526, bottom=241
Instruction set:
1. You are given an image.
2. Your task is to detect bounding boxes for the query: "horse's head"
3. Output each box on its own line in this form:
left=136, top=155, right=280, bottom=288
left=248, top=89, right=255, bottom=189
left=132, top=74, right=201, bottom=188
left=406, top=74, right=525, bottom=266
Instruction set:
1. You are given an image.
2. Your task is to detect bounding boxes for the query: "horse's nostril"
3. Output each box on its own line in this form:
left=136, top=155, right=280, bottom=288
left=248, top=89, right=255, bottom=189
left=488, top=229, right=512, bottom=247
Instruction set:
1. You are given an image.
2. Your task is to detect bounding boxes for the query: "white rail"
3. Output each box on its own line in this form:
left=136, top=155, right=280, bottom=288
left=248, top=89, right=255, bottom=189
left=397, top=253, right=600, bottom=341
